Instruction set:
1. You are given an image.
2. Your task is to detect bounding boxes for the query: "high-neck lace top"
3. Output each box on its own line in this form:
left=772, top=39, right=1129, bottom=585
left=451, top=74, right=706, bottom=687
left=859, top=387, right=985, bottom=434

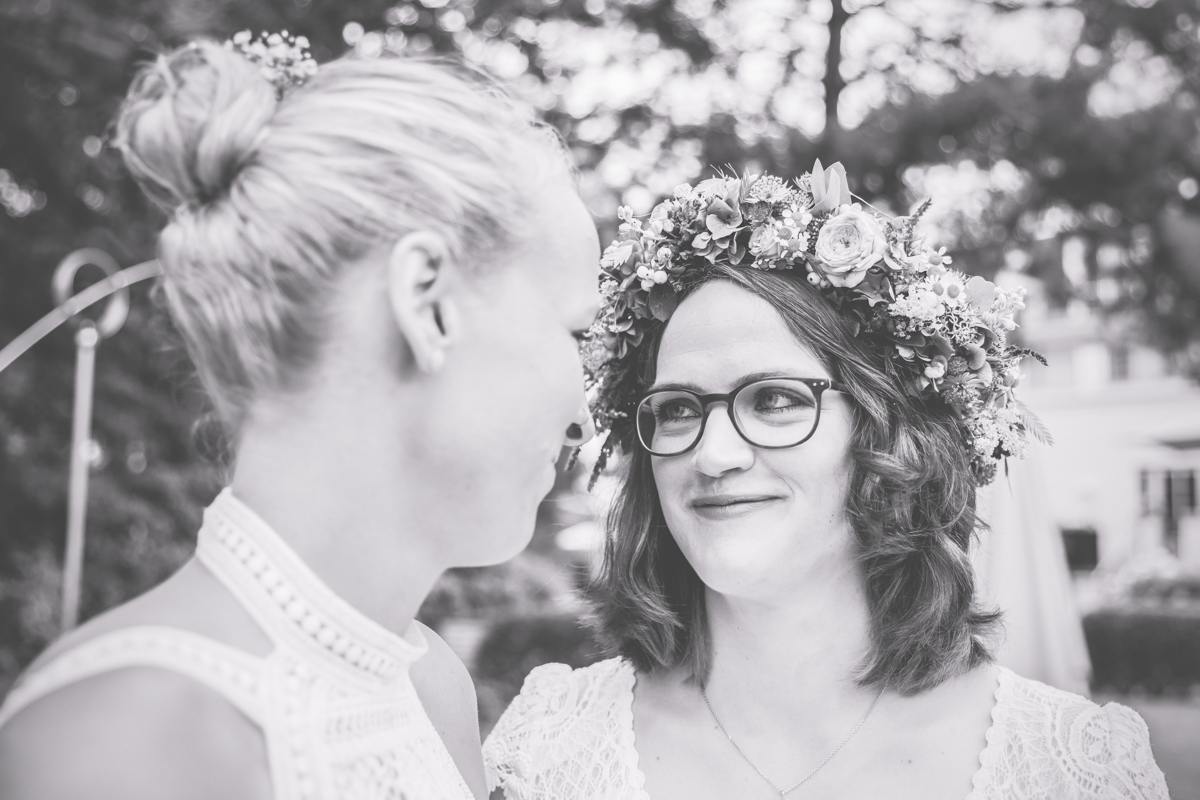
left=0, top=489, right=475, bottom=800
left=483, top=658, right=1169, bottom=800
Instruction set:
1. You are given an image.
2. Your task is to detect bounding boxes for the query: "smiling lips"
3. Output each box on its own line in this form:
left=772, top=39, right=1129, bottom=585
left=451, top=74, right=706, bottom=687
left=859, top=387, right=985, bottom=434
left=690, top=493, right=782, bottom=519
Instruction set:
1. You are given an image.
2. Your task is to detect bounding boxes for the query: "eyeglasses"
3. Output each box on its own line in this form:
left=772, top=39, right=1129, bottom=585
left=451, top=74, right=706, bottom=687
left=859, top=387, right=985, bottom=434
left=635, top=377, right=847, bottom=457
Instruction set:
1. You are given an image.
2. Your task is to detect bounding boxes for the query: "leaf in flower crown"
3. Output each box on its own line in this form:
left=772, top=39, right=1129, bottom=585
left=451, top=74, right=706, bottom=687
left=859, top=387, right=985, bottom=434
left=810, top=160, right=851, bottom=214
left=1015, top=399, right=1054, bottom=446
left=853, top=268, right=894, bottom=306
left=648, top=283, right=679, bottom=321
left=965, top=342, right=988, bottom=371
left=728, top=233, right=747, bottom=265
left=929, top=334, right=955, bottom=359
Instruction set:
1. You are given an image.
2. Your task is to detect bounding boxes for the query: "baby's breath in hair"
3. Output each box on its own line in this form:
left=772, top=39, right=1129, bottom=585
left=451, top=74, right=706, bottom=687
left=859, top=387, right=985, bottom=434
left=225, top=30, right=318, bottom=98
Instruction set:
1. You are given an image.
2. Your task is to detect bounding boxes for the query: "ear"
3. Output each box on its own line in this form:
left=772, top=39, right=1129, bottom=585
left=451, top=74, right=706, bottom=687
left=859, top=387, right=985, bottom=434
left=386, top=232, right=462, bottom=374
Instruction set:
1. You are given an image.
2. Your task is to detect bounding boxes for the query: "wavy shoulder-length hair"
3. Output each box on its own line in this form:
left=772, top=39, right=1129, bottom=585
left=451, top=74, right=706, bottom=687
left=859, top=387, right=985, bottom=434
left=586, top=264, right=1001, bottom=696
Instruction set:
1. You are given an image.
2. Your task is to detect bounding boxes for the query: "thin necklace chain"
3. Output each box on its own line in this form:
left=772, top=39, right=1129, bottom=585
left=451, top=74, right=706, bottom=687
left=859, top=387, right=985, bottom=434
left=699, top=684, right=885, bottom=797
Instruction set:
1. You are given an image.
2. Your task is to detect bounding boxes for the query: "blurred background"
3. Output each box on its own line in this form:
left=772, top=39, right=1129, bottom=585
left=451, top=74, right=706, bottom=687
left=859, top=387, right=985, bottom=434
left=2, top=0, right=1199, bottom=795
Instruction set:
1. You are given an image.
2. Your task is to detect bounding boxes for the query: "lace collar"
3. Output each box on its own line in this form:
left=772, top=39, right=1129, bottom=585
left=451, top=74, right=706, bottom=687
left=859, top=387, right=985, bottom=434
left=196, top=488, right=428, bottom=685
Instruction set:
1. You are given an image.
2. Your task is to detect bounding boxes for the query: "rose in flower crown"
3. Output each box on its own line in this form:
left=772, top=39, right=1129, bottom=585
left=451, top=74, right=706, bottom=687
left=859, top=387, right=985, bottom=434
left=225, top=30, right=318, bottom=98
left=582, top=160, right=1049, bottom=486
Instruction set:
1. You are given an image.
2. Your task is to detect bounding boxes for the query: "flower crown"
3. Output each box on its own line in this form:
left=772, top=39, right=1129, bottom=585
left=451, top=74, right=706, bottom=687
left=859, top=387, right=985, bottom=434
left=226, top=30, right=317, bottom=98
left=582, top=160, right=1049, bottom=487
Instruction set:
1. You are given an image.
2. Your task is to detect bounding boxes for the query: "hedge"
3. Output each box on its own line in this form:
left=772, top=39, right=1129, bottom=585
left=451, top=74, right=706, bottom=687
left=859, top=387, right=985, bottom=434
left=1084, top=608, right=1200, bottom=696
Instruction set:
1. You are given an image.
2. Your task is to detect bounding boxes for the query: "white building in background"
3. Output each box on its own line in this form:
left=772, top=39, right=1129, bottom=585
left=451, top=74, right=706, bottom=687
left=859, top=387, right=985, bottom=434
left=1013, top=278, right=1200, bottom=572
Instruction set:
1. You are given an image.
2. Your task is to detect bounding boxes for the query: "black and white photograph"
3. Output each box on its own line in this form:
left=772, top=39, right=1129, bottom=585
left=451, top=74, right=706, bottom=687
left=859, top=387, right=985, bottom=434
left=0, top=0, right=1197, bottom=797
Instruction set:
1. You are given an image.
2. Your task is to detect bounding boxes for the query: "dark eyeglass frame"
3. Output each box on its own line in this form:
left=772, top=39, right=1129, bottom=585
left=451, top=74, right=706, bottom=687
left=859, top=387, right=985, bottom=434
left=635, top=377, right=848, bottom=457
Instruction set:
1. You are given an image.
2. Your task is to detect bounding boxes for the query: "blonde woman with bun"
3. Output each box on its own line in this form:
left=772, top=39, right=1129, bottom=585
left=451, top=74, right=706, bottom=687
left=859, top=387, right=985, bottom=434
left=0, top=35, right=599, bottom=800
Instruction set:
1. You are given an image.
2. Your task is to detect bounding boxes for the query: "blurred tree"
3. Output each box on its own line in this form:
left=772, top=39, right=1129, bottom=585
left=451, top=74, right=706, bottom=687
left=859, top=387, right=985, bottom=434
left=843, top=0, right=1200, bottom=375
left=354, top=0, right=1200, bottom=370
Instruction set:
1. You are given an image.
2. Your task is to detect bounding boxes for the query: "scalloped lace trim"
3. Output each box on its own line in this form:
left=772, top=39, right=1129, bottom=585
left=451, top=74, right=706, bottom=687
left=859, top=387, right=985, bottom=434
left=967, top=667, right=1169, bottom=799
left=486, top=661, right=1170, bottom=800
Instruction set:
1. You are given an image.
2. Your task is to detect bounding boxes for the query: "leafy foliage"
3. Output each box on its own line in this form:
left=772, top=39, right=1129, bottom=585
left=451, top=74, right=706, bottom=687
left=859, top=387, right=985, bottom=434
left=1084, top=607, right=1200, bottom=696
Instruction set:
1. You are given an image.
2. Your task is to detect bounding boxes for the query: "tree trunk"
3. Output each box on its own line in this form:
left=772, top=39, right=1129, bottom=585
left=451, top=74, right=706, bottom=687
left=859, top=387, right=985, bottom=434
left=824, top=0, right=849, bottom=144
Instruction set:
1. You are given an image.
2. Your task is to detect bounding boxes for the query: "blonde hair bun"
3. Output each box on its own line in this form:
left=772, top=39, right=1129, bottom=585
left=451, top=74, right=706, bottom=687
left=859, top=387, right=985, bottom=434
left=112, top=39, right=573, bottom=432
left=115, top=40, right=277, bottom=212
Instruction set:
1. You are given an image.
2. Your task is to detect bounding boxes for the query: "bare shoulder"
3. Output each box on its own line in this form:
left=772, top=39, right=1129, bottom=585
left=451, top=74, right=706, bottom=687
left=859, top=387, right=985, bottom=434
left=0, top=665, right=271, bottom=800
left=410, top=621, right=486, bottom=797
left=411, top=620, right=479, bottom=714
left=892, top=662, right=1000, bottom=726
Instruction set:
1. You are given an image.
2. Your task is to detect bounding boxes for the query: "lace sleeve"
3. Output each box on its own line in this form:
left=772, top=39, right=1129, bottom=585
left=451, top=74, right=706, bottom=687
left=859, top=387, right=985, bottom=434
left=1100, top=702, right=1170, bottom=800
left=483, top=662, right=572, bottom=796
left=482, top=658, right=643, bottom=800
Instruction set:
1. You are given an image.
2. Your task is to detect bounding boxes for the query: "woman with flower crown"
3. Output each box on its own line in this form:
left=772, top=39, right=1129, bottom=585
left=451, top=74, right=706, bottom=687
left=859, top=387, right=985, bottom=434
left=0, top=33, right=600, bottom=800
left=483, top=162, right=1169, bottom=800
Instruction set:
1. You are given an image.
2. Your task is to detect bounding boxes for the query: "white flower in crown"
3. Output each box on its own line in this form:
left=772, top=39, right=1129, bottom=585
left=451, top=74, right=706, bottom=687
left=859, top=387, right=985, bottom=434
left=227, top=30, right=318, bottom=97
left=813, top=205, right=888, bottom=288
left=891, top=282, right=946, bottom=323
left=929, top=272, right=967, bottom=306
left=748, top=222, right=784, bottom=259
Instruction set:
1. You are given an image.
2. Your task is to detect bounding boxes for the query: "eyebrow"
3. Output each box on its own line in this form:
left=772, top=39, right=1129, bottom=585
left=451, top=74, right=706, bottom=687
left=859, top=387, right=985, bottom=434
left=647, top=369, right=830, bottom=394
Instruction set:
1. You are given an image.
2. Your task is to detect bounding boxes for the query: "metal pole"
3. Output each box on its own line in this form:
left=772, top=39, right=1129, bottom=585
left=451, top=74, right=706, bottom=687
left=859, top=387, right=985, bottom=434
left=60, top=323, right=99, bottom=631
left=0, top=249, right=159, bottom=631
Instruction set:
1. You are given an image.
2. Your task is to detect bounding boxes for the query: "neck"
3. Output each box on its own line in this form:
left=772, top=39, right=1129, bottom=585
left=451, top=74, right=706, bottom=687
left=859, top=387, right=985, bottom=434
left=229, top=392, right=443, bottom=636
left=703, top=555, right=877, bottom=724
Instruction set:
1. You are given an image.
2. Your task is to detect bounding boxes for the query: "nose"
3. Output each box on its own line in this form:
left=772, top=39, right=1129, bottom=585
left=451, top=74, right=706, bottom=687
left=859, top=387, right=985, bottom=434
left=564, top=400, right=595, bottom=448
left=691, top=402, right=753, bottom=477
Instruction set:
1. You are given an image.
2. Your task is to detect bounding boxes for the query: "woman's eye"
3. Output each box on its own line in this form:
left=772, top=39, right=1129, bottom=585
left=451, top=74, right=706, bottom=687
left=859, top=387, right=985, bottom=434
left=658, top=401, right=700, bottom=421
left=756, top=389, right=809, bottom=411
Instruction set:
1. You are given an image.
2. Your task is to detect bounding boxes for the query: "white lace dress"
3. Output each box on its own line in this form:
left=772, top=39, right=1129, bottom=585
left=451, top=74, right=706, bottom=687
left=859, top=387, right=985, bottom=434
left=0, top=489, right=475, bottom=800
left=483, top=658, right=1170, bottom=800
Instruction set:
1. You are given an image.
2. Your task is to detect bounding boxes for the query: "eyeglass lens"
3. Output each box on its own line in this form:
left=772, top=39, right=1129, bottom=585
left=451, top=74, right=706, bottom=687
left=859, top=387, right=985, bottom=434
left=636, top=379, right=822, bottom=456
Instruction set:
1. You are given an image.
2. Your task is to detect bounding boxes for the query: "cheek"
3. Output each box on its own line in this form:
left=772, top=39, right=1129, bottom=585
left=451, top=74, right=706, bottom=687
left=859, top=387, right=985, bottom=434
left=778, top=448, right=846, bottom=498
left=472, top=319, right=562, bottom=404
left=490, top=301, right=581, bottom=392
left=650, top=459, right=685, bottom=511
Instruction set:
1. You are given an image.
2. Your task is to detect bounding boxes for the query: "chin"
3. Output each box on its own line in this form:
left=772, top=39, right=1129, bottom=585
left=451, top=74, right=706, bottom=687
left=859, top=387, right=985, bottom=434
left=669, top=515, right=795, bottom=587
left=456, top=515, right=539, bottom=567
left=683, top=540, right=780, bottom=592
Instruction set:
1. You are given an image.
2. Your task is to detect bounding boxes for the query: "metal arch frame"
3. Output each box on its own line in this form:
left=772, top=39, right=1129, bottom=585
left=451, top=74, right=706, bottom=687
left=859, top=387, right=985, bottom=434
left=0, top=254, right=162, bottom=375
left=0, top=250, right=163, bottom=631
